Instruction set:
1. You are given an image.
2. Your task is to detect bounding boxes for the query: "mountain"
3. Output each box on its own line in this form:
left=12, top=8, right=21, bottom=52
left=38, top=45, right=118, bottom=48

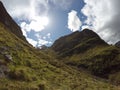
left=0, top=1, right=120, bottom=89
left=0, top=1, right=27, bottom=42
left=51, top=29, right=107, bottom=57
left=51, top=29, right=120, bottom=84
left=115, top=41, right=120, bottom=47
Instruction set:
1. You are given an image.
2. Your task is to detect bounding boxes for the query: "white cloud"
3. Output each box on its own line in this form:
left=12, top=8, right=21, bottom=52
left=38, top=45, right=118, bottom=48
left=1, top=0, right=30, bottom=18
left=82, top=0, right=120, bottom=44
left=35, top=33, right=41, bottom=39
left=20, top=16, right=49, bottom=32
left=1, top=0, right=51, bottom=46
left=20, top=22, right=28, bottom=37
left=26, top=38, right=37, bottom=47
left=26, top=36, right=52, bottom=47
left=1, top=0, right=49, bottom=19
left=1, top=0, right=77, bottom=46
left=46, top=33, right=51, bottom=39
left=34, top=33, right=52, bottom=47
left=37, top=39, right=52, bottom=47
left=68, top=10, right=82, bottom=32
left=81, top=25, right=93, bottom=30
left=42, top=33, right=51, bottom=40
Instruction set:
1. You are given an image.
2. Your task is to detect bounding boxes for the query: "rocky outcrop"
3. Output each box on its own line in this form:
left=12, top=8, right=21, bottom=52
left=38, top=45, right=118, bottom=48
left=0, top=46, right=12, bottom=78
left=0, top=1, right=27, bottom=42
left=0, top=65, right=9, bottom=78
left=0, top=46, right=13, bottom=62
left=4, top=54, right=13, bottom=62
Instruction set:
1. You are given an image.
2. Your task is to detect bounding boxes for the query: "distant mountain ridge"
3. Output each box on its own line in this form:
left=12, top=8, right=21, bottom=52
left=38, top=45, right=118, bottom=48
left=0, top=1, right=27, bottom=42
left=51, top=29, right=107, bottom=57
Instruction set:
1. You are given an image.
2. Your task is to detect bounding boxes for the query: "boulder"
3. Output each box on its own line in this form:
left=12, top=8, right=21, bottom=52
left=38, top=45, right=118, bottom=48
left=4, top=54, right=13, bottom=62
left=0, top=65, right=9, bottom=78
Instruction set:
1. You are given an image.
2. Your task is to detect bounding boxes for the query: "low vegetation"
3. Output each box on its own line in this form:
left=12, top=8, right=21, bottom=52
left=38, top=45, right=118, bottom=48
left=0, top=21, right=120, bottom=90
left=51, top=29, right=120, bottom=86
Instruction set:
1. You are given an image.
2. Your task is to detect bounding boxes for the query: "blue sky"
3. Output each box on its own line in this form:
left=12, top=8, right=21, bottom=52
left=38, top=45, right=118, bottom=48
left=42, top=0, right=85, bottom=43
left=1, top=0, right=120, bottom=47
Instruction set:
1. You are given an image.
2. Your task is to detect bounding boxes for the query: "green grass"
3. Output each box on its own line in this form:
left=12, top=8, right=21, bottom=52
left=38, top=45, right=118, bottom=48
left=63, top=45, right=120, bottom=83
left=0, top=22, right=120, bottom=89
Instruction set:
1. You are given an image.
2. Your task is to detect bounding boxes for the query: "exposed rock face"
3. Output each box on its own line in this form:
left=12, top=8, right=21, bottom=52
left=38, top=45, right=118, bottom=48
left=0, top=1, right=27, bottom=42
left=51, top=29, right=107, bottom=56
left=4, top=54, right=13, bottom=62
left=0, top=46, right=13, bottom=62
left=0, top=46, right=8, bottom=54
left=115, top=41, right=120, bottom=47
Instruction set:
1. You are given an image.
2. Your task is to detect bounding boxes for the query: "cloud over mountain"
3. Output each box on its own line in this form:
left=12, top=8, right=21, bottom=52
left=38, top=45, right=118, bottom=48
left=1, top=0, right=51, bottom=47
left=2, top=0, right=120, bottom=46
left=82, top=0, right=120, bottom=44
left=68, top=10, right=81, bottom=32
left=1, top=0, right=75, bottom=47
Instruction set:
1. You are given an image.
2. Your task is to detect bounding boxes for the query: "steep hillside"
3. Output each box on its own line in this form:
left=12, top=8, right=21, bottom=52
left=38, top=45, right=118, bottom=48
left=0, top=1, right=27, bottom=42
left=0, top=21, right=118, bottom=90
left=0, top=1, right=119, bottom=90
left=52, top=29, right=120, bottom=85
left=52, top=29, right=107, bottom=57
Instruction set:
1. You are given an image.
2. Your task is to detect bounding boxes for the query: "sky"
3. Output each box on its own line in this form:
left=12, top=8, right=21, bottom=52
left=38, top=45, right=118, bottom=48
left=1, top=0, right=120, bottom=47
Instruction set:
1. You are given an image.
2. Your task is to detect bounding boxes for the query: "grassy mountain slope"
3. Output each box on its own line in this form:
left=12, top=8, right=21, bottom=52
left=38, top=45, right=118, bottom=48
left=0, top=1, right=120, bottom=89
left=0, top=1, right=27, bottom=42
left=0, top=21, right=119, bottom=89
left=51, top=29, right=107, bottom=57
left=52, top=29, right=120, bottom=86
